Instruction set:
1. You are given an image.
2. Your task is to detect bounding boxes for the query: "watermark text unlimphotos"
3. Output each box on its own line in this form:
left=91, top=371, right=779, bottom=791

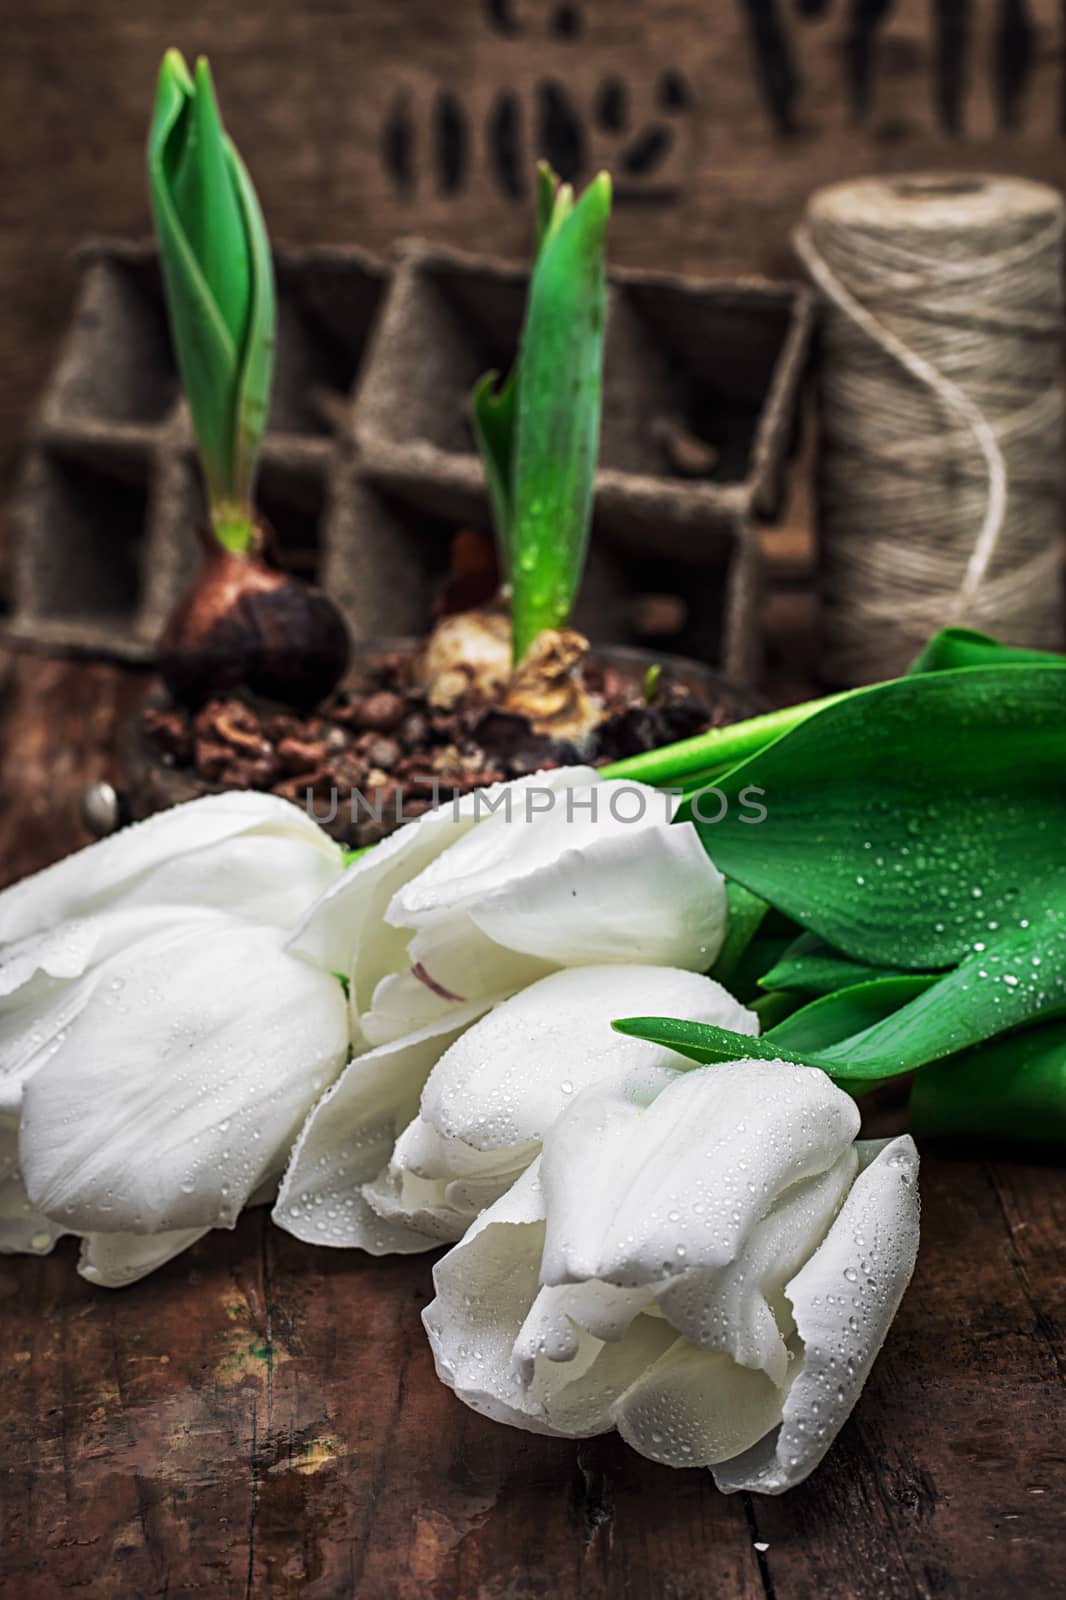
left=303, top=780, right=768, bottom=829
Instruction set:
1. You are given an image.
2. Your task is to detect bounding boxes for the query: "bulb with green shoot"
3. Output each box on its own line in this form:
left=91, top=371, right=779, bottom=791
left=148, top=49, right=348, bottom=709
left=473, top=163, right=611, bottom=668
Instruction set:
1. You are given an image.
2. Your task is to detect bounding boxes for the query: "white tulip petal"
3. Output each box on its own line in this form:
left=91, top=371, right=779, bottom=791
left=407, top=916, right=554, bottom=1004
left=0, top=904, right=193, bottom=1000
left=360, top=968, right=469, bottom=1049
left=614, top=1339, right=785, bottom=1468
left=425, top=1169, right=677, bottom=1439
left=78, top=1226, right=210, bottom=1288
left=657, top=1152, right=858, bottom=1386
left=422, top=965, right=757, bottom=1154
left=539, top=1061, right=861, bottom=1288
left=364, top=1116, right=533, bottom=1243
left=533, top=1317, right=680, bottom=1437
left=20, top=917, right=349, bottom=1234
left=0, top=1115, right=66, bottom=1254
left=289, top=771, right=587, bottom=1023
left=471, top=822, right=727, bottom=971
left=360, top=918, right=551, bottom=1046
left=0, top=924, right=102, bottom=999
left=0, top=791, right=337, bottom=945
left=273, top=1004, right=490, bottom=1252
left=391, top=1115, right=538, bottom=1186
left=288, top=803, right=478, bottom=1014
left=423, top=1164, right=564, bottom=1435
left=711, top=1135, right=921, bottom=1496
left=388, top=767, right=603, bottom=926
left=513, top=1280, right=652, bottom=1377
left=0, top=969, right=98, bottom=1115
left=0, top=908, right=216, bottom=1113
left=115, top=833, right=342, bottom=927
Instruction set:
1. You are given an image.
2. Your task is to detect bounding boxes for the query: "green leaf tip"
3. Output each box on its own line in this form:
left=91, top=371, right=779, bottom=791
left=160, top=47, right=193, bottom=93
left=472, top=163, right=612, bottom=664
left=612, top=1016, right=810, bottom=1071
left=535, top=161, right=559, bottom=246
left=148, top=48, right=275, bottom=551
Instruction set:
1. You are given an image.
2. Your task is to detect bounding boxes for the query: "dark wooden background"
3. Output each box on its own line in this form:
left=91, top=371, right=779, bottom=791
left=3, top=0, right=1066, bottom=590
left=3, top=4, right=1066, bottom=1593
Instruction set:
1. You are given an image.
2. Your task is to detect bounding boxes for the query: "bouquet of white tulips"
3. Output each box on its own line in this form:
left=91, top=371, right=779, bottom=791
left=5, top=624, right=1065, bottom=1493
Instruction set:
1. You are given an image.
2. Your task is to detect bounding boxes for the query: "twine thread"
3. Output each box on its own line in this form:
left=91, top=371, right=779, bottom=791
left=796, top=174, right=1065, bottom=683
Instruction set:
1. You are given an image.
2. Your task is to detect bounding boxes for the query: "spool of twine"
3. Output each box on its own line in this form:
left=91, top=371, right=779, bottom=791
left=795, top=174, right=1065, bottom=684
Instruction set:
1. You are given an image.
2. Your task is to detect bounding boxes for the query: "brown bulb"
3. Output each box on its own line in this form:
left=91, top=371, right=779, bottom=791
left=158, top=528, right=350, bottom=710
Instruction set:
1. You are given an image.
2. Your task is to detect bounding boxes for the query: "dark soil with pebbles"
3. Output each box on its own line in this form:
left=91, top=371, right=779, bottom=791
left=139, top=650, right=753, bottom=849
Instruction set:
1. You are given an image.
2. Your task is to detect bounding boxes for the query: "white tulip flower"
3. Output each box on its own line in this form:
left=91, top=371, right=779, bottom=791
left=288, top=766, right=727, bottom=1049
left=424, top=1059, right=920, bottom=1493
left=274, top=964, right=756, bottom=1251
left=0, top=793, right=349, bottom=1285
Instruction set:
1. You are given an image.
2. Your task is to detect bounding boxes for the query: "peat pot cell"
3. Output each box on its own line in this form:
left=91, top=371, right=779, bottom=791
left=358, top=250, right=527, bottom=456
left=51, top=249, right=179, bottom=428
left=346, top=470, right=647, bottom=650
left=627, top=555, right=735, bottom=665
left=362, top=483, right=494, bottom=618
left=268, top=252, right=387, bottom=437
left=602, top=279, right=797, bottom=486
left=16, top=448, right=149, bottom=627
left=256, top=453, right=328, bottom=584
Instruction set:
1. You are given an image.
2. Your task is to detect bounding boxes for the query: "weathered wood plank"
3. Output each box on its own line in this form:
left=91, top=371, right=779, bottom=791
left=3, top=1157, right=1064, bottom=1598
left=0, top=649, right=147, bottom=887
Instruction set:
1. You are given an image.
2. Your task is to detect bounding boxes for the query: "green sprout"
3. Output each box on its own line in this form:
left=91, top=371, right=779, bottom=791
left=148, top=49, right=275, bottom=556
left=472, top=163, right=612, bottom=665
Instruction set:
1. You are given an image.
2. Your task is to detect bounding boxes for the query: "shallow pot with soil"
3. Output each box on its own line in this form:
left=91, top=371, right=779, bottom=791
left=121, top=636, right=766, bottom=850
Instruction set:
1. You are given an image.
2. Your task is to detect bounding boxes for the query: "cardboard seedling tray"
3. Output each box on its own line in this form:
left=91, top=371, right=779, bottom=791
left=8, top=240, right=389, bottom=661
left=8, top=238, right=812, bottom=681
left=353, top=242, right=812, bottom=679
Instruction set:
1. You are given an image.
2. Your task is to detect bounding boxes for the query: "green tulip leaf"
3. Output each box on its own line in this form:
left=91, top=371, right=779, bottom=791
left=727, top=934, right=796, bottom=1004
left=818, top=905, right=1066, bottom=1082
left=148, top=49, right=275, bottom=548
left=603, top=632, right=1066, bottom=796
left=227, top=138, right=276, bottom=521
left=768, top=974, right=937, bottom=1055
left=612, top=1015, right=815, bottom=1071
left=168, top=58, right=250, bottom=354
left=760, top=931, right=915, bottom=995
left=681, top=663, right=1066, bottom=970
left=750, top=990, right=805, bottom=1031
left=535, top=159, right=560, bottom=248
left=148, top=51, right=237, bottom=507
left=709, top=883, right=771, bottom=989
left=472, top=368, right=517, bottom=578
left=910, top=1016, right=1066, bottom=1144
left=509, top=171, right=611, bottom=661
left=615, top=897, right=1066, bottom=1088
left=471, top=162, right=577, bottom=594
left=908, top=626, right=1062, bottom=677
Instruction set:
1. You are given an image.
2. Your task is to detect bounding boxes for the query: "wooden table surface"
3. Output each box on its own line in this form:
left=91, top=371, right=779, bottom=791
left=1, top=648, right=1064, bottom=1600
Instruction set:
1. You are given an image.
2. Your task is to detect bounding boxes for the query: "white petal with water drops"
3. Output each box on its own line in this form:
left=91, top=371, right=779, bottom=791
left=539, top=1060, right=860, bottom=1288
left=0, top=1114, right=67, bottom=1255
left=711, top=1134, right=920, bottom=1494
left=273, top=1001, right=496, bottom=1252
left=19, top=915, right=349, bottom=1235
left=0, top=790, right=342, bottom=945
